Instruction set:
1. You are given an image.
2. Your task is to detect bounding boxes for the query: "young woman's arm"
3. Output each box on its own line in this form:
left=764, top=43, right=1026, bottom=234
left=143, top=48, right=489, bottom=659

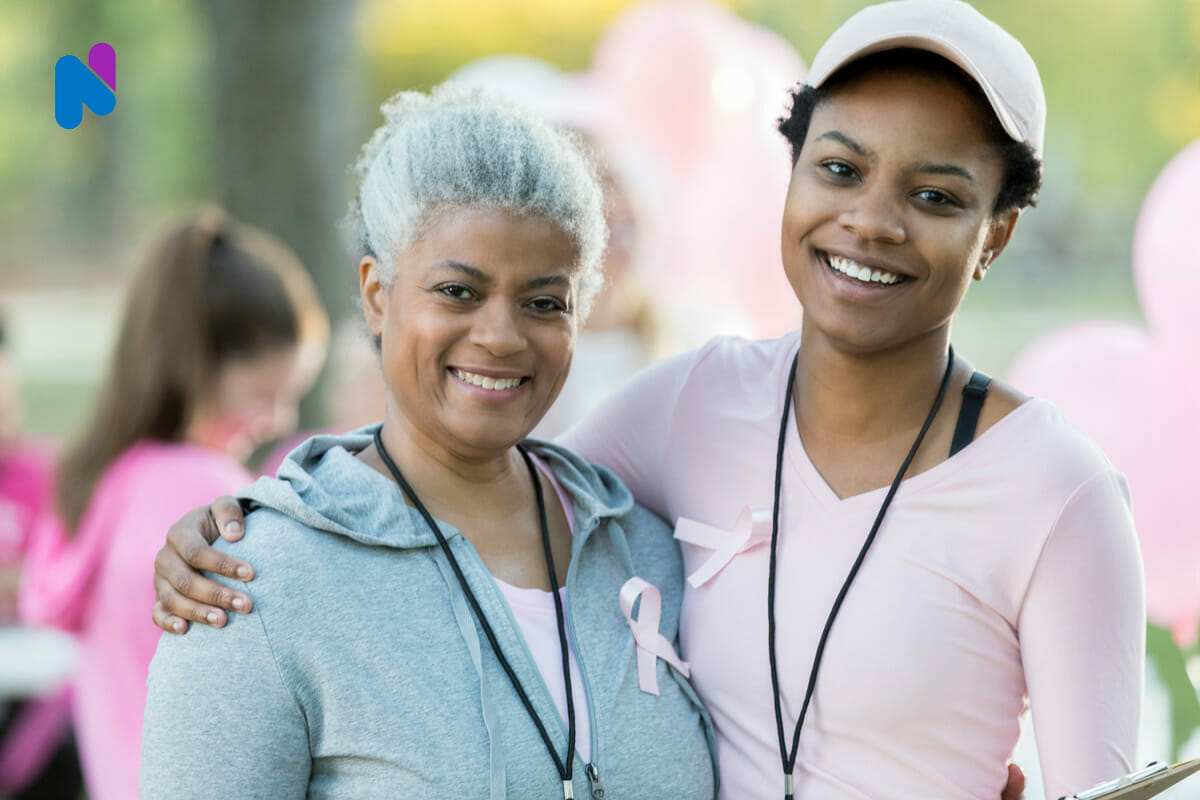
left=559, top=344, right=708, bottom=518
left=140, top=570, right=310, bottom=797
left=1019, top=469, right=1145, bottom=800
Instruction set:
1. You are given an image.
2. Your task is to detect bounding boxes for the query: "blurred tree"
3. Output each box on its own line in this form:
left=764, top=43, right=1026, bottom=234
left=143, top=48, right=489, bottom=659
left=200, top=0, right=366, bottom=425
left=201, top=0, right=365, bottom=324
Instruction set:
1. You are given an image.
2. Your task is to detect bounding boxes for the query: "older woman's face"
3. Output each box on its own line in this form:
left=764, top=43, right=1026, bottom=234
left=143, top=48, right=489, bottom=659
left=780, top=66, right=1018, bottom=355
left=362, top=208, right=579, bottom=457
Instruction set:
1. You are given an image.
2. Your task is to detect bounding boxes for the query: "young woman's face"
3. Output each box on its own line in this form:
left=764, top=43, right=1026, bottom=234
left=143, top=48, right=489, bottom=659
left=362, top=208, right=579, bottom=457
left=190, top=346, right=304, bottom=462
left=780, top=66, right=1018, bottom=355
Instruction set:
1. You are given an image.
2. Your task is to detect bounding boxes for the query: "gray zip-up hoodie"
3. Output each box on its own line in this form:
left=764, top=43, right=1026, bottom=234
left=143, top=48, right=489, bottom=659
left=141, top=427, right=717, bottom=799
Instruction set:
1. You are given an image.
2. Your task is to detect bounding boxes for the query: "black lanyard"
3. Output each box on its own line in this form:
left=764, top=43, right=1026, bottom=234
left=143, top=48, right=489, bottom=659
left=372, top=428, right=578, bottom=799
left=767, top=347, right=955, bottom=798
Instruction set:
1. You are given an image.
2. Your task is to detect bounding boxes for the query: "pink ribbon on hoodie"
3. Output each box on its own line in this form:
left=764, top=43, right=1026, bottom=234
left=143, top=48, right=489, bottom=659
left=619, top=577, right=690, bottom=696
left=673, top=505, right=773, bottom=588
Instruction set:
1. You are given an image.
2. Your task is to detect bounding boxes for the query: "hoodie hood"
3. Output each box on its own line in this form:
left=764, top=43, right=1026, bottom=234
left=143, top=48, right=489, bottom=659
left=238, top=424, right=635, bottom=550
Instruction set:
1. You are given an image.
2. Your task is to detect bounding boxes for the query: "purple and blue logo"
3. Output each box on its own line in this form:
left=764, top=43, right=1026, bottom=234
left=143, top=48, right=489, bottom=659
left=55, top=43, right=116, bottom=130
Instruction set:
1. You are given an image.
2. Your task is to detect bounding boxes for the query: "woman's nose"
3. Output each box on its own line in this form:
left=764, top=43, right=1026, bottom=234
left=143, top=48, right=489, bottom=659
left=469, top=300, right=526, bottom=356
left=838, top=184, right=906, bottom=245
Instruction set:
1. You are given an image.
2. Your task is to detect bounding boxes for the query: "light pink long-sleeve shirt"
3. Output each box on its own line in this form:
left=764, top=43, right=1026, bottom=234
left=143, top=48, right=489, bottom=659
left=562, top=333, right=1144, bottom=800
left=19, top=442, right=250, bottom=800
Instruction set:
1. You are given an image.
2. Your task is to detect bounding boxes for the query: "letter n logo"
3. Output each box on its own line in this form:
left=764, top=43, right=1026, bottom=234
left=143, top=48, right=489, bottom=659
left=55, top=43, right=116, bottom=130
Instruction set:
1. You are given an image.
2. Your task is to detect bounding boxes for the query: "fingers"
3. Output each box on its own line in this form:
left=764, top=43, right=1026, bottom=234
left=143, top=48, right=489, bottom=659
left=154, top=540, right=253, bottom=607
left=1000, top=762, right=1026, bottom=800
left=152, top=569, right=227, bottom=630
left=152, top=557, right=256, bottom=633
left=166, top=507, right=254, bottom=582
left=212, top=496, right=247, bottom=542
left=152, top=598, right=188, bottom=635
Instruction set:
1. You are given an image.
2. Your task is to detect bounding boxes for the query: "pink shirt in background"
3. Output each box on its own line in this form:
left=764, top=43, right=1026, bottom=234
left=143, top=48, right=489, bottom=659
left=562, top=333, right=1144, bottom=800
left=0, top=440, right=54, bottom=603
left=19, top=442, right=250, bottom=800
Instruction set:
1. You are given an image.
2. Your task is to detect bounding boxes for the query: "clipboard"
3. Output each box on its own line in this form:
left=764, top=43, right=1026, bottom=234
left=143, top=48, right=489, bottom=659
left=1062, top=759, right=1200, bottom=799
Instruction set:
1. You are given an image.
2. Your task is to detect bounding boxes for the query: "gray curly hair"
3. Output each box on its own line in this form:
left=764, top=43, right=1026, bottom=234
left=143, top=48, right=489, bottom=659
left=349, top=84, right=608, bottom=319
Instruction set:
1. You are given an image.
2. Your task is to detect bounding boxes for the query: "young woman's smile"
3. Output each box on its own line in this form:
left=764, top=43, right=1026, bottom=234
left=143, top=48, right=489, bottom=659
left=362, top=207, right=580, bottom=458
left=781, top=65, right=1018, bottom=354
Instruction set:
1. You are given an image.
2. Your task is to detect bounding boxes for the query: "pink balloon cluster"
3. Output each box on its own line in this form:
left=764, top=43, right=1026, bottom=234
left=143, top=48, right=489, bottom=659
left=1007, top=139, right=1200, bottom=646
left=589, top=0, right=806, bottom=341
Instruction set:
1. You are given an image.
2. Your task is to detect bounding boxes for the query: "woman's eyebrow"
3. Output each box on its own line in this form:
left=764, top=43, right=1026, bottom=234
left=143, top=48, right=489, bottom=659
left=912, top=162, right=976, bottom=184
left=814, top=130, right=874, bottom=159
left=435, top=260, right=491, bottom=283
left=523, top=274, right=571, bottom=290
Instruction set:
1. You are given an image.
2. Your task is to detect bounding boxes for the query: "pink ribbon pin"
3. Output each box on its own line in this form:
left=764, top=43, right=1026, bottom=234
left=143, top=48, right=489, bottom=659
left=619, top=577, right=690, bottom=696
left=673, top=505, right=773, bottom=588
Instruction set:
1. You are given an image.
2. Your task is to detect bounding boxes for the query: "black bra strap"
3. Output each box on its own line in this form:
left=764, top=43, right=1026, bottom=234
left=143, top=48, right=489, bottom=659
left=949, top=371, right=991, bottom=457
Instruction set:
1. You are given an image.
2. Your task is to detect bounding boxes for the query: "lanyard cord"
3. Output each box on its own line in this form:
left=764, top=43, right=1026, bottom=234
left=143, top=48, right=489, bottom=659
left=767, top=346, right=955, bottom=798
left=372, top=428, right=577, bottom=793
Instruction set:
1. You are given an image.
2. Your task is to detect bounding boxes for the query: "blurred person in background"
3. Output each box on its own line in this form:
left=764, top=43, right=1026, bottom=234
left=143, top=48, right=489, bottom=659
left=18, top=208, right=329, bottom=800
left=0, top=311, right=83, bottom=798
left=0, top=310, right=53, bottom=627
left=320, top=318, right=388, bottom=433
left=256, top=318, right=388, bottom=477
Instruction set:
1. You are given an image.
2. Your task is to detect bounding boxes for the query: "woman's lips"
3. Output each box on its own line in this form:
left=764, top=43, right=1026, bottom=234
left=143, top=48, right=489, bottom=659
left=449, top=368, right=528, bottom=392
left=821, top=251, right=908, bottom=286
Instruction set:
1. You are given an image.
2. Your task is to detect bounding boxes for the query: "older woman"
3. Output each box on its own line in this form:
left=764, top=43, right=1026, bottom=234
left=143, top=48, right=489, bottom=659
left=151, top=2, right=1144, bottom=799
left=138, top=87, right=716, bottom=798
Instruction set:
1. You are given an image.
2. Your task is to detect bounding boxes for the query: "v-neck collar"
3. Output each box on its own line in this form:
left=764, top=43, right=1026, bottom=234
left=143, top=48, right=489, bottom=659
left=780, top=362, right=1043, bottom=513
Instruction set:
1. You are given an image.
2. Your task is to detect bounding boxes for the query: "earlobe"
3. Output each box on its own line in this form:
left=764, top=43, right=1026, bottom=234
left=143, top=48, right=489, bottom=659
left=976, top=209, right=1021, bottom=280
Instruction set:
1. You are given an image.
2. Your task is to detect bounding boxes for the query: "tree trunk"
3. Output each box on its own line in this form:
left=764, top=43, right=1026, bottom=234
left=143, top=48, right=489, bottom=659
left=201, top=0, right=365, bottom=424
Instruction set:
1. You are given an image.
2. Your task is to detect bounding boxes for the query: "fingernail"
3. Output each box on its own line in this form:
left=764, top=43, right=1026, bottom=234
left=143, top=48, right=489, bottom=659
left=236, top=566, right=251, bottom=580
left=173, top=620, right=185, bottom=633
left=206, top=611, right=220, bottom=624
left=232, top=596, right=246, bottom=611
left=225, top=521, right=242, bottom=536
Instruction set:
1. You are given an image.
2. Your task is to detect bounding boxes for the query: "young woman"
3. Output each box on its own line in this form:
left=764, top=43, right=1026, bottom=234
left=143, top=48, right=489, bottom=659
left=150, top=2, right=1144, bottom=798
left=138, top=87, right=716, bottom=798
left=18, top=208, right=329, bottom=800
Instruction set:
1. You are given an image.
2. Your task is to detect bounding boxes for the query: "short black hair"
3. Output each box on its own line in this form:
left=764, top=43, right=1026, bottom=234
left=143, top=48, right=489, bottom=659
left=777, top=49, right=1042, bottom=217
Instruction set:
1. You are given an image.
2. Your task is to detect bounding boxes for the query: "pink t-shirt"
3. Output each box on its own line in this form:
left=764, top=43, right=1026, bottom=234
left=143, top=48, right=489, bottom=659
left=0, top=440, right=53, bottom=621
left=562, top=333, right=1144, bottom=800
left=19, top=442, right=250, bottom=800
left=493, top=453, right=592, bottom=763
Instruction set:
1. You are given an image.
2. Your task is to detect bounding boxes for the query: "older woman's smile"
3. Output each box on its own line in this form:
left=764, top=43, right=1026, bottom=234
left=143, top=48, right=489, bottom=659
left=449, top=367, right=531, bottom=397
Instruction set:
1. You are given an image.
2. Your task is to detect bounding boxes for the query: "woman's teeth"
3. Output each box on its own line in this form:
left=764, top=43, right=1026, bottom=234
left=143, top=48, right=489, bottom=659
left=828, top=254, right=902, bottom=285
left=454, top=370, right=523, bottom=391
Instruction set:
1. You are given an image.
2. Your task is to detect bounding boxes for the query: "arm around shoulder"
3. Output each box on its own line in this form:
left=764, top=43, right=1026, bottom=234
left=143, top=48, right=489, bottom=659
left=140, top=572, right=310, bottom=798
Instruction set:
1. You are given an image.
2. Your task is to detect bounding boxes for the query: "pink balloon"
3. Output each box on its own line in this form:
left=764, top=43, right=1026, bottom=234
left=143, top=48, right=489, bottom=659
left=1134, top=139, right=1200, bottom=339
left=590, top=0, right=806, bottom=340
left=1007, top=139, right=1200, bottom=645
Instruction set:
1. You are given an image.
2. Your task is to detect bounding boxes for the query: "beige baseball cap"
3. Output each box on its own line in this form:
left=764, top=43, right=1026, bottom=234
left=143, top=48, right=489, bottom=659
left=805, top=0, right=1046, bottom=157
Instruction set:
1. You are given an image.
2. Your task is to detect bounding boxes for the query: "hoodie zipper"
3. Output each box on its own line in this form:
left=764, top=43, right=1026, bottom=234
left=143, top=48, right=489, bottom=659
left=585, top=762, right=605, bottom=798
left=566, top=516, right=604, bottom=799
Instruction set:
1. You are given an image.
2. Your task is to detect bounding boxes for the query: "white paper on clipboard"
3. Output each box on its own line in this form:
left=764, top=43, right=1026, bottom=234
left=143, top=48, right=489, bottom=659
left=1062, top=759, right=1200, bottom=800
